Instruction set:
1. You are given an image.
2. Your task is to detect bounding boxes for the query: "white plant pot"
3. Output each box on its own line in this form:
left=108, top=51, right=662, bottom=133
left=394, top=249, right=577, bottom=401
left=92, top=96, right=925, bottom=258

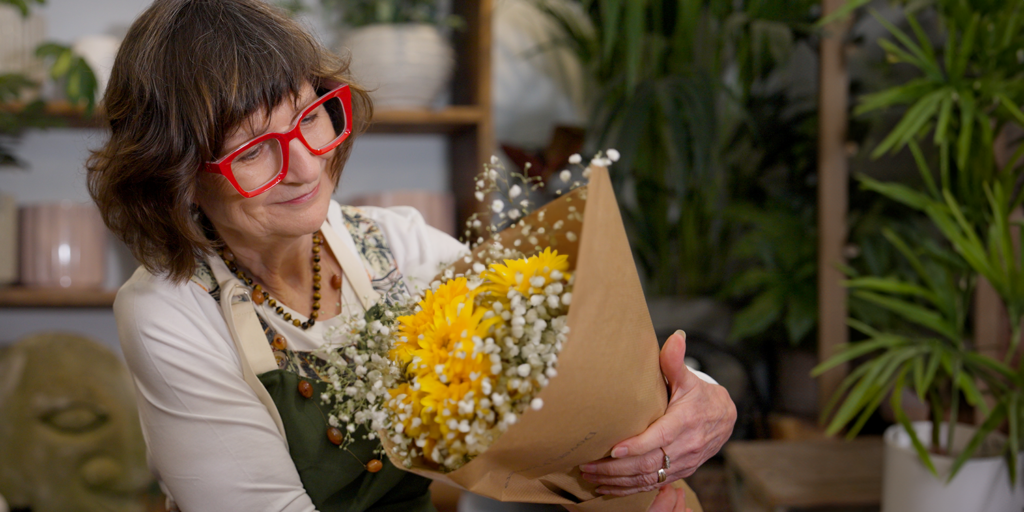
left=340, top=24, right=455, bottom=110
left=883, top=421, right=1024, bottom=512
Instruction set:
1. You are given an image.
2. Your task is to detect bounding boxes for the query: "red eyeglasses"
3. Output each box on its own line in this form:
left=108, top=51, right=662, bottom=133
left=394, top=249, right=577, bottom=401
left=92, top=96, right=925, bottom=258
left=204, top=84, right=353, bottom=198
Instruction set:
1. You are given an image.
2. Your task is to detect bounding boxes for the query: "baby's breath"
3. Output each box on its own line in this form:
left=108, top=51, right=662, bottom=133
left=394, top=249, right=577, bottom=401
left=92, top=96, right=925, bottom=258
left=318, top=151, right=616, bottom=471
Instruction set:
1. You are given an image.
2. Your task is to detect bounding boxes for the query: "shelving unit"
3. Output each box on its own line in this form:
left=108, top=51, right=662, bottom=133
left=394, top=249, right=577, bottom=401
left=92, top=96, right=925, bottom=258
left=0, top=286, right=117, bottom=307
left=1, top=0, right=492, bottom=310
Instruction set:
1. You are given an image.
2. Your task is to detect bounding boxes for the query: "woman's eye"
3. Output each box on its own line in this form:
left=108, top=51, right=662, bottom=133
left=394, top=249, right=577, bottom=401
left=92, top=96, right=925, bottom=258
left=236, top=143, right=265, bottom=163
left=42, top=406, right=107, bottom=434
left=301, top=106, right=324, bottom=125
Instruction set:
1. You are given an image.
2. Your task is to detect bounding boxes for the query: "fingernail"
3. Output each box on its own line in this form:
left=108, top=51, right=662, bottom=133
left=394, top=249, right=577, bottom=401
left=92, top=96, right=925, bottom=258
left=595, top=488, right=608, bottom=495
left=674, top=329, right=686, bottom=339
left=580, top=464, right=596, bottom=473
left=611, top=447, right=628, bottom=458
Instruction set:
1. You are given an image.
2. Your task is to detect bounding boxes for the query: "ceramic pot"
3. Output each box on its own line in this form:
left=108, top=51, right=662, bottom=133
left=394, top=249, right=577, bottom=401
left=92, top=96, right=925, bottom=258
left=883, top=421, right=1024, bottom=512
left=71, top=34, right=120, bottom=98
left=19, top=202, right=106, bottom=288
left=340, top=23, right=455, bottom=109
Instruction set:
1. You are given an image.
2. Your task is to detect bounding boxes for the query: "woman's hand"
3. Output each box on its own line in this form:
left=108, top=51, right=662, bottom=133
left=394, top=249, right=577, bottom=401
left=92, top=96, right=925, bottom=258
left=648, top=485, right=693, bottom=512
left=579, top=331, right=736, bottom=497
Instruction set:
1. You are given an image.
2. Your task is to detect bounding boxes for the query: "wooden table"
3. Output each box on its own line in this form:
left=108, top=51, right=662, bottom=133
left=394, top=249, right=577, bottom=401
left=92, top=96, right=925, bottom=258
left=724, top=437, right=883, bottom=512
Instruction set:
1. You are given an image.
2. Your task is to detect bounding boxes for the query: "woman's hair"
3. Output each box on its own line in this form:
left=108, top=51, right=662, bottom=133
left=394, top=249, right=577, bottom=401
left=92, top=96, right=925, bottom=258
left=87, top=0, right=373, bottom=283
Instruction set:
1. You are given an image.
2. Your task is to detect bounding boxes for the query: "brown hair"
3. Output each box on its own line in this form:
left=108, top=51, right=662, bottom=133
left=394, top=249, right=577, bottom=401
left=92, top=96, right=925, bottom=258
left=87, top=0, right=373, bottom=283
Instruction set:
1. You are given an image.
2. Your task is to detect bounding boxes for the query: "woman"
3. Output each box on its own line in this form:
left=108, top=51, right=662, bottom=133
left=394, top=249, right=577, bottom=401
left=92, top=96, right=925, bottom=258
left=88, top=1, right=736, bottom=511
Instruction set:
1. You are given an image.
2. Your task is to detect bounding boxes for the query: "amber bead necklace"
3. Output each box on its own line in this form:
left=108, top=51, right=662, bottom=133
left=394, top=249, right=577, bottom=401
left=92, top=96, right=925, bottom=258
left=217, top=230, right=342, bottom=331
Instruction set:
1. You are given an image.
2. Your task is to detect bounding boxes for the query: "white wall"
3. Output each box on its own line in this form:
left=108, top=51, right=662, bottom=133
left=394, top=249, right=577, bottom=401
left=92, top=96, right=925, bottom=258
left=0, top=0, right=448, bottom=353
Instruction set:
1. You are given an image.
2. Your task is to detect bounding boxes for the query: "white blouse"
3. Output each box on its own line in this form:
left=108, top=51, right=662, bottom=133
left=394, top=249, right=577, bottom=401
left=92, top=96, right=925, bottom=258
left=115, top=203, right=466, bottom=512
left=115, top=201, right=716, bottom=512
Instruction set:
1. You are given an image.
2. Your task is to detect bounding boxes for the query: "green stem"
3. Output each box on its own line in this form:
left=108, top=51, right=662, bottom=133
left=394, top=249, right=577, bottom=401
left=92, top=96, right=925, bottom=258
left=1009, top=318, right=1023, bottom=371
left=929, top=386, right=943, bottom=453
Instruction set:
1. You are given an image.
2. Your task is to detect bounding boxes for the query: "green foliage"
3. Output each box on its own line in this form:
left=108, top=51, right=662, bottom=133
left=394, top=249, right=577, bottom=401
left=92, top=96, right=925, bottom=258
left=538, top=0, right=819, bottom=298
left=319, top=0, right=463, bottom=29
left=725, top=204, right=817, bottom=346
left=854, top=2, right=1024, bottom=221
left=0, top=0, right=98, bottom=167
left=720, top=74, right=821, bottom=347
left=0, top=0, right=45, bottom=17
left=819, top=0, right=1024, bottom=483
left=35, top=42, right=98, bottom=116
left=0, top=74, right=44, bottom=167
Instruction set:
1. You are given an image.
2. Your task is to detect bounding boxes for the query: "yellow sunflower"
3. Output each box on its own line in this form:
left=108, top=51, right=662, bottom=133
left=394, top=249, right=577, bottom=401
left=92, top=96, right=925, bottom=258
left=479, top=248, right=570, bottom=299
left=387, top=279, right=500, bottom=459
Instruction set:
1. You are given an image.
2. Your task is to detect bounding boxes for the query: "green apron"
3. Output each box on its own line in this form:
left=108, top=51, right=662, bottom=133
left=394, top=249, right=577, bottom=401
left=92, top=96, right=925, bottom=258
left=201, top=208, right=436, bottom=512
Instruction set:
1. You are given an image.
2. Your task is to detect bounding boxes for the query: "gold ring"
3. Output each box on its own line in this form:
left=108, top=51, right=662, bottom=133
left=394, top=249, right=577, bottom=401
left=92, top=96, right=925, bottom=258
left=657, top=468, right=667, bottom=483
left=660, top=447, right=670, bottom=471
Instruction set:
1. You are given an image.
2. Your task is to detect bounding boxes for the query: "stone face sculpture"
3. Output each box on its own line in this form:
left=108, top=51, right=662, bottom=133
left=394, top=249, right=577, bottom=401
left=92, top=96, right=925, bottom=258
left=0, top=332, right=152, bottom=512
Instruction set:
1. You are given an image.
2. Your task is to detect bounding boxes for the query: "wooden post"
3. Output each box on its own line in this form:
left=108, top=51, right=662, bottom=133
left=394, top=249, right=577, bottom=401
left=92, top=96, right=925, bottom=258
left=450, top=0, right=494, bottom=229
left=817, top=0, right=852, bottom=416
left=974, top=127, right=1019, bottom=424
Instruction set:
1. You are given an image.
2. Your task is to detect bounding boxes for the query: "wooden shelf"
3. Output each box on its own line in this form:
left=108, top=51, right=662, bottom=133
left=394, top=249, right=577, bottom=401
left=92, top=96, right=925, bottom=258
left=0, top=287, right=117, bottom=308
left=725, top=438, right=883, bottom=510
left=6, top=103, right=487, bottom=134
left=2, top=0, right=492, bottom=312
left=368, top=106, right=484, bottom=133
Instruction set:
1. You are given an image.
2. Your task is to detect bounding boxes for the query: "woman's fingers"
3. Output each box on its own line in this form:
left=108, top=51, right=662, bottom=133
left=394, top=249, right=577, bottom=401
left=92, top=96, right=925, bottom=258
left=580, top=446, right=668, bottom=476
left=646, top=485, right=689, bottom=512
left=646, top=485, right=677, bottom=512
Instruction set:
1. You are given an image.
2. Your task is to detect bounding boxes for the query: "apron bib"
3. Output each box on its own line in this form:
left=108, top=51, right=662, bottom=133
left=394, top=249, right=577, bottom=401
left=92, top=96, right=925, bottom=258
left=201, top=208, right=434, bottom=512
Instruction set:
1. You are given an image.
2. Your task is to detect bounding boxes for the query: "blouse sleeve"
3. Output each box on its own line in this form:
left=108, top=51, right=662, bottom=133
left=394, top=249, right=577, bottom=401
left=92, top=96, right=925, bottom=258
left=115, top=270, right=318, bottom=512
left=358, top=205, right=470, bottom=292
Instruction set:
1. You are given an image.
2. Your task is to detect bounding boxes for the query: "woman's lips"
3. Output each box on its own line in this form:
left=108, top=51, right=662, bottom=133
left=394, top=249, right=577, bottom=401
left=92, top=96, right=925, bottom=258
left=278, top=182, right=320, bottom=205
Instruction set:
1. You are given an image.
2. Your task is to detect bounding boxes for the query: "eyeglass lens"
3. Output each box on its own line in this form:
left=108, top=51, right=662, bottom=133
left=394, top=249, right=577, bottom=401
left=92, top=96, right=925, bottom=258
left=230, top=96, right=348, bottom=193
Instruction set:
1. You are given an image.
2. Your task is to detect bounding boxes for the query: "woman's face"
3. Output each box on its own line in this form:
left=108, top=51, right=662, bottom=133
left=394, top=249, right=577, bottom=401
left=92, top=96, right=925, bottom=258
left=196, top=83, right=336, bottom=242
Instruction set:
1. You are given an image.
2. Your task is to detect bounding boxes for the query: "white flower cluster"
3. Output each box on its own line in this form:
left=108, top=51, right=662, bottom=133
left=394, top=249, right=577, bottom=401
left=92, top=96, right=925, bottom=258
left=384, top=268, right=574, bottom=471
left=317, top=149, right=615, bottom=471
left=317, top=302, right=412, bottom=451
left=467, top=149, right=617, bottom=245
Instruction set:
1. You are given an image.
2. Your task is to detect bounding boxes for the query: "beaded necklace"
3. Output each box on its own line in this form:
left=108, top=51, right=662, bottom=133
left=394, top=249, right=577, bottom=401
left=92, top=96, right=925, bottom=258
left=217, top=231, right=340, bottom=330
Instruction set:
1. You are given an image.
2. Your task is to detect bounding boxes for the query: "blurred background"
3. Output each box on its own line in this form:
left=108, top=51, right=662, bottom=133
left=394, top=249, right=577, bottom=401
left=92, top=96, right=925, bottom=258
left=2, top=0, right=1024, bottom=511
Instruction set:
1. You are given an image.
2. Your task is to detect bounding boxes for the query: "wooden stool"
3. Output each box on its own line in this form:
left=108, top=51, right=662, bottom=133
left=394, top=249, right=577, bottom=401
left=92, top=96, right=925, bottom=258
left=724, top=437, right=883, bottom=512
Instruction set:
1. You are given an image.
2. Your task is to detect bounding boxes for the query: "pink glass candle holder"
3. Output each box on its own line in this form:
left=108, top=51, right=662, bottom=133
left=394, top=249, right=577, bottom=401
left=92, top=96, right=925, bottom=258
left=19, top=202, right=107, bottom=289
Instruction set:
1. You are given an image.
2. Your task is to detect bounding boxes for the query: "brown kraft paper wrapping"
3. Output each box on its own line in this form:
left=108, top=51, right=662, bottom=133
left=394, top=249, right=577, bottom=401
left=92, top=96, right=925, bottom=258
left=381, top=167, right=703, bottom=512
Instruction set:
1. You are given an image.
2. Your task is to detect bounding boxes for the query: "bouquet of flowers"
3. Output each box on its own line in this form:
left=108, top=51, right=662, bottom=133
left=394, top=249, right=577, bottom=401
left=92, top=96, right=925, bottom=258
left=316, top=154, right=700, bottom=511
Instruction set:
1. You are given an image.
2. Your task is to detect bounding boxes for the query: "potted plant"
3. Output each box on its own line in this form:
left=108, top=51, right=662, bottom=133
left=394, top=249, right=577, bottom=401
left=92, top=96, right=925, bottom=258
left=536, top=1, right=824, bottom=347
left=319, top=0, right=463, bottom=109
left=1, top=0, right=99, bottom=287
left=814, top=2, right=1024, bottom=510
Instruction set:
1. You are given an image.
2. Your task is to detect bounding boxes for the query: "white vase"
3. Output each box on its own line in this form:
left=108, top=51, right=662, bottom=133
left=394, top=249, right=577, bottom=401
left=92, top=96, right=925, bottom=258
left=71, top=34, right=120, bottom=98
left=883, top=421, right=1024, bottom=512
left=340, top=23, right=455, bottom=110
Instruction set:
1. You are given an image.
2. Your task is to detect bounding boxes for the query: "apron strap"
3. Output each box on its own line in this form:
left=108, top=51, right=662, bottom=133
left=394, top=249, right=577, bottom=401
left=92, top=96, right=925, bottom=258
left=220, top=281, right=289, bottom=442
left=319, top=219, right=381, bottom=309
left=209, top=218, right=377, bottom=444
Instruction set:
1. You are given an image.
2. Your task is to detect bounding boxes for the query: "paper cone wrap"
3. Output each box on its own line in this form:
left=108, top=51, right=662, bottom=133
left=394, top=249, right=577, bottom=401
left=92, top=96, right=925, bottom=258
left=382, top=167, right=702, bottom=512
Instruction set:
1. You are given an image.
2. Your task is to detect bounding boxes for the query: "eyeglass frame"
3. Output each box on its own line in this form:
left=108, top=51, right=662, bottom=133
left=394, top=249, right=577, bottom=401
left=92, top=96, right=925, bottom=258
left=203, top=84, right=353, bottom=198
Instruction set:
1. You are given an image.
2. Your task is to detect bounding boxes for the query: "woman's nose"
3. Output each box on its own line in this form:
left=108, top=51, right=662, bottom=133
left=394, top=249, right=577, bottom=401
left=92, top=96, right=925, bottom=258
left=283, top=137, right=322, bottom=184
